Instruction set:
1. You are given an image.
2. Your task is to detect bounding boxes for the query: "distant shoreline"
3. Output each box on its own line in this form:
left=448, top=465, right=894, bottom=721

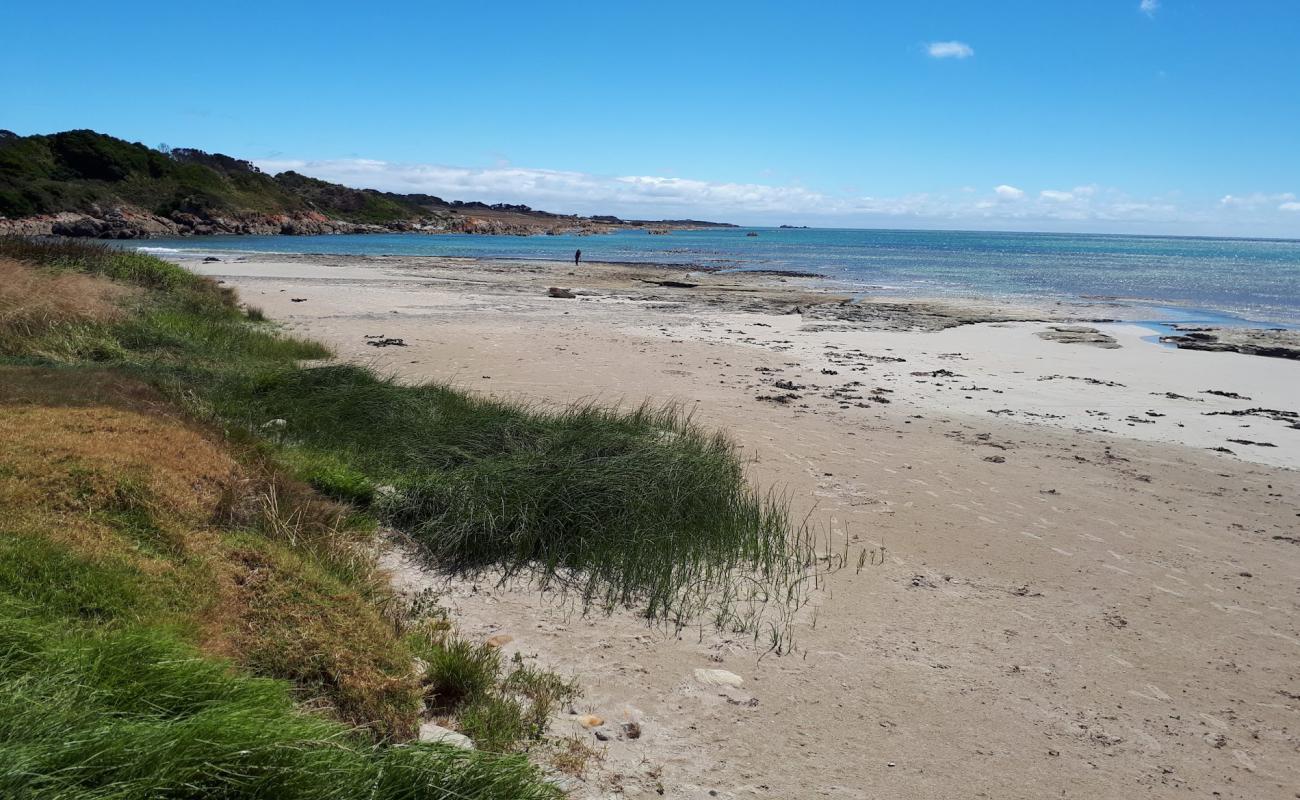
left=135, top=230, right=1300, bottom=330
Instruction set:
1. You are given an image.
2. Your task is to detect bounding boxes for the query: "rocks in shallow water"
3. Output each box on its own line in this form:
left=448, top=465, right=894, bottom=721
left=639, top=278, right=699, bottom=288
left=1162, top=327, right=1300, bottom=360
left=547, top=287, right=576, bottom=299
left=1036, top=325, right=1120, bottom=349
left=418, top=722, right=474, bottom=749
left=693, top=668, right=744, bottom=688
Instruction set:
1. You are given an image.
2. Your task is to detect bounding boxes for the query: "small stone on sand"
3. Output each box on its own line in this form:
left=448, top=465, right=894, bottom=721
left=418, top=722, right=474, bottom=749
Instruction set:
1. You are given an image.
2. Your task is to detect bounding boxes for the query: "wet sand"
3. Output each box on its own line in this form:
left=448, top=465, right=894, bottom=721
left=187, top=253, right=1300, bottom=799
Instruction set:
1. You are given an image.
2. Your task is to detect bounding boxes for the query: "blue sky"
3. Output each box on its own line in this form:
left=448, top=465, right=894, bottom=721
left=3, top=0, right=1299, bottom=236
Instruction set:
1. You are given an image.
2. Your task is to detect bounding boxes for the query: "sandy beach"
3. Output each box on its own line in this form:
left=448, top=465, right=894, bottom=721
left=185, top=252, right=1299, bottom=799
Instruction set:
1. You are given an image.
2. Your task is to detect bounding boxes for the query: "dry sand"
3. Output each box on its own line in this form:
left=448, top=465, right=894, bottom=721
left=185, top=252, right=1299, bottom=799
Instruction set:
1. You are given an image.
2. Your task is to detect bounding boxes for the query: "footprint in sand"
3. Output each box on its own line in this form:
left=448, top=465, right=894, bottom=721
left=1128, top=684, right=1171, bottom=702
left=693, top=668, right=745, bottom=688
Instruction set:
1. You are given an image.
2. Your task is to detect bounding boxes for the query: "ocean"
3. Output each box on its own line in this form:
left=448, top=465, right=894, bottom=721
left=137, top=227, right=1300, bottom=326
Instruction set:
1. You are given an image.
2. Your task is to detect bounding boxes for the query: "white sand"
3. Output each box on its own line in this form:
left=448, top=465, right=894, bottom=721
left=187, top=253, right=1300, bottom=799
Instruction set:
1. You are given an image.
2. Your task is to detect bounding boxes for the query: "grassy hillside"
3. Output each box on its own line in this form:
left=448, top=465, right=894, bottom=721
left=0, top=242, right=582, bottom=797
left=0, top=129, right=424, bottom=223
left=0, top=130, right=737, bottom=234
left=0, top=237, right=812, bottom=795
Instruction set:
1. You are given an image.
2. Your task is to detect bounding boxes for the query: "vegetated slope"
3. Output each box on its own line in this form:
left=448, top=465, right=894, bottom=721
left=0, top=236, right=808, bottom=795
left=0, top=129, right=734, bottom=238
left=0, top=245, right=586, bottom=798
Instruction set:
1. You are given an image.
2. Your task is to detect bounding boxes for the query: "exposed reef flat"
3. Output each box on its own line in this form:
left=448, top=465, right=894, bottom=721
left=1161, top=325, right=1300, bottom=360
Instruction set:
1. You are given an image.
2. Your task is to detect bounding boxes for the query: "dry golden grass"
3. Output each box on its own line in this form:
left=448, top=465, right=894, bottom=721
left=0, top=404, right=240, bottom=521
left=0, top=365, right=169, bottom=408
left=0, top=258, right=139, bottom=354
left=0, top=367, right=423, bottom=740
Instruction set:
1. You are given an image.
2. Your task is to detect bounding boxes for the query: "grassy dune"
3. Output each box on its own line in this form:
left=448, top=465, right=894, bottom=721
left=0, top=238, right=800, bottom=623
left=0, top=236, right=809, bottom=795
left=0, top=367, right=568, bottom=798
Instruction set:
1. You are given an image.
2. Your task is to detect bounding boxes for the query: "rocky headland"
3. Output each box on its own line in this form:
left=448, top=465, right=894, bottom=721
left=0, top=206, right=635, bottom=240
left=0, top=129, right=733, bottom=240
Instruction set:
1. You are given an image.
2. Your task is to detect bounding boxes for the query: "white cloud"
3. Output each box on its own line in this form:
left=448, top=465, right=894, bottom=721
left=258, top=157, right=842, bottom=217
left=252, top=156, right=1300, bottom=235
left=1220, top=192, right=1296, bottom=208
left=926, top=41, right=974, bottom=59
left=1140, top=0, right=1160, bottom=17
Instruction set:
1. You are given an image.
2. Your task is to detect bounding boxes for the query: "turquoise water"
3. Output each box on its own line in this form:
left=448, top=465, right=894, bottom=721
left=138, top=227, right=1300, bottom=325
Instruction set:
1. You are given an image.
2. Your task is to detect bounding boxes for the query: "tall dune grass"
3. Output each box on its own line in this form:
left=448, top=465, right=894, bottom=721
left=204, top=364, right=800, bottom=624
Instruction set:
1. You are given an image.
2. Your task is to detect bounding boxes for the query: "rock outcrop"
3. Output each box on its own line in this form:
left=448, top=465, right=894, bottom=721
left=0, top=205, right=627, bottom=240
left=1160, top=327, right=1300, bottom=360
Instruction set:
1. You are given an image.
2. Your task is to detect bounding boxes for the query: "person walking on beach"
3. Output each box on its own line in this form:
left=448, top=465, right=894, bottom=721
left=574, top=249, right=582, bottom=266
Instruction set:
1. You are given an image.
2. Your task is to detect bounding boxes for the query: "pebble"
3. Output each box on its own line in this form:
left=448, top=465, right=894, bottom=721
left=485, top=633, right=514, bottom=648
left=417, top=722, right=474, bottom=749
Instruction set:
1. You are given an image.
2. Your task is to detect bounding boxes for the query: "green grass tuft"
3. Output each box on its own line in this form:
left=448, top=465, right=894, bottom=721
left=0, top=600, right=560, bottom=800
left=204, top=364, right=794, bottom=621
left=417, top=634, right=503, bottom=711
